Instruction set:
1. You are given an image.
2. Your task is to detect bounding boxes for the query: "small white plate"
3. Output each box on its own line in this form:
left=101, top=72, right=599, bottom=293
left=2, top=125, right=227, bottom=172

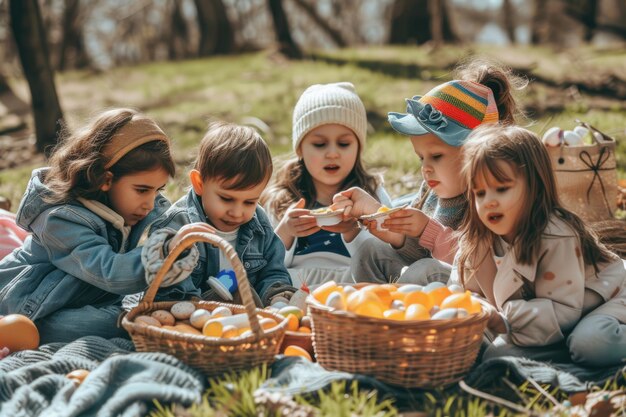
left=359, top=205, right=408, bottom=231
left=310, top=207, right=344, bottom=227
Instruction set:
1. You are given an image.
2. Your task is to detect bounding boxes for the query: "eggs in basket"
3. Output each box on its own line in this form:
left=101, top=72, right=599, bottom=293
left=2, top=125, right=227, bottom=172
left=311, top=280, right=483, bottom=321
left=132, top=301, right=284, bottom=338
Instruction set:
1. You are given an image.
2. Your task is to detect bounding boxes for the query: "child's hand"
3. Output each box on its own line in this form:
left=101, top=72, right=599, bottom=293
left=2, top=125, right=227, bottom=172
left=380, top=207, right=430, bottom=238
left=362, top=220, right=407, bottom=247
left=168, top=222, right=216, bottom=252
left=483, top=303, right=508, bottom=334
left=331, top=187, right=381, bottom=219
left=321, top=218, right=361, bottom=242
left=278, top=198, right=319, bottom=238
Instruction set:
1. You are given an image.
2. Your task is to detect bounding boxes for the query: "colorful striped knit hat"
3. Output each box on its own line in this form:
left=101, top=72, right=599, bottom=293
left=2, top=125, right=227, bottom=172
left=387, top=80, right=499, bottom=147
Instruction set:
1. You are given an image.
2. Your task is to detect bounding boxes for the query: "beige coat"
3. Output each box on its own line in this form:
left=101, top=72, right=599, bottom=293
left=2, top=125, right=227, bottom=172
left=450, top=216, right=626, bottom=347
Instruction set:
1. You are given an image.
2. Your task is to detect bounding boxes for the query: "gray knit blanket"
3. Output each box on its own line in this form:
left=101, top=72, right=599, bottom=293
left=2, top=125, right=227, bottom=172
left=0, top=337, right=205, bottom=417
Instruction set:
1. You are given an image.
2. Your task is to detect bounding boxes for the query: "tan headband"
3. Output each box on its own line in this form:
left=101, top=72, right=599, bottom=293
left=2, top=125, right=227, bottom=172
left=102, top=116, right=169, bottom=169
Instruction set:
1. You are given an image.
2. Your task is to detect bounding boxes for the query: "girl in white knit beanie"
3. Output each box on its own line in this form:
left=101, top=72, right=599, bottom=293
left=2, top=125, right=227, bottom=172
left=263, top=82, right=391, bottom=288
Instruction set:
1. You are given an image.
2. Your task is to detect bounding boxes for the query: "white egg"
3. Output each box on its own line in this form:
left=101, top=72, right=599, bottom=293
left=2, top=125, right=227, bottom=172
left=431, top=308, right=459, bottom=320
left=189, top=309, right=212, bottom=329
left=398, top=284, right=423, bottom=294
left=542, top=127, right=562, bottom=147
left=563, top=130, right=583, bottom=146
left=447, top=284, right=464, bottom=293
left=325, top=291, right=346, bottom=310
left=210, top=306, right=233, bottom=318
left=342, top=286, right=357, bottom=296
left=391, top=300, right=405, bottom=310
left=573, top=126, right=589, bottom=138
left=423, top=281, right=446, bottom=293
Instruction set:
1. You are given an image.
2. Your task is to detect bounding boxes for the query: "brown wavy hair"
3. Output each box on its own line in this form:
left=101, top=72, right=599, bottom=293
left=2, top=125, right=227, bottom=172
left=44, top=108, right=175, bottom=204
left=264, top=150, right=381, bottom=219
left=456, top=125, right=612, bottom=285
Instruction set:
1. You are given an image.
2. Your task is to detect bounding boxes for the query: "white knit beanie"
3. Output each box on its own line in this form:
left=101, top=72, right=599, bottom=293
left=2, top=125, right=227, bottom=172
left=292, top=82, right=367, bottom=155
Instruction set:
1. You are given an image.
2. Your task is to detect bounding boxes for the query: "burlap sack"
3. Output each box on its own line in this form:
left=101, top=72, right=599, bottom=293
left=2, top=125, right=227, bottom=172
left=546, top=122, right=618, bottom=222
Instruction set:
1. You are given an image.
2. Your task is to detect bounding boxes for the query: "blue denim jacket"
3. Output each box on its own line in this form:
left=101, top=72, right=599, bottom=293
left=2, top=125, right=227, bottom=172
left=0, top=168, right=170, bottom=320
left=150, top=189, right=292, bottom=304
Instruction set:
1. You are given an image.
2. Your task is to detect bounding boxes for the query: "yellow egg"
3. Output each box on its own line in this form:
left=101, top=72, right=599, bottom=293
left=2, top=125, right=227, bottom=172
left=285, top=314, right=300, bottom=332
left=353, top=301, right=384, bottom=318
left=467, top=298, right=483, bottom=314
left=258, top=317, right=278, bottom=330
left=361, top=285, right=392, bottom=307
left=312, top=280, right=339, bottom=304
left=383, top=309, right=405, bottom=321
left=284, top=345, right=312, bottom=361
left=403, top=291, right=434, bottom=311
left=404, top=304, right=430, bottom=321
left=221, top=325, right=239, bottom=338
left=440, top=291, right=472, bottom=311
left=346, top=290, right=382, bottom=312
left=203, top=321, right=223, bottom=337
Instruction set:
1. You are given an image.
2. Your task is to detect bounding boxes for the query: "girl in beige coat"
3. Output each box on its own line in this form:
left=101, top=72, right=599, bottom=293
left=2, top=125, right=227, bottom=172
left=451, top=125, right=625, bottom=367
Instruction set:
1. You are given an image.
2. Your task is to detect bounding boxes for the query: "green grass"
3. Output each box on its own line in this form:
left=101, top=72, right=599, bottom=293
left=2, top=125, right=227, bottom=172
left=147, top=364, right=626, bottom=417
left=2, top=45, right=625, bottom=209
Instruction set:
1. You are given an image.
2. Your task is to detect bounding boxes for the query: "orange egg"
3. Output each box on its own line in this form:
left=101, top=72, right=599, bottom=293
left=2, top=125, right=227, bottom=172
left=404, top=291, right=434, bottom=311
left=0, top=314, right=39, bottom=352
left=427, top=287, right=452, bottom=307
left=404, top=304, right=430, bottom=321
left=285, top=314, right=300, bottom=332
left=284, top=345, right=312, bottom=361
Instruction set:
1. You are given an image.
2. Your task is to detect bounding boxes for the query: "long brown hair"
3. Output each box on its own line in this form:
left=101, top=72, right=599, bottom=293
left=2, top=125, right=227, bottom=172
left=456, top=125, right=612, bottom=284
left=264, top=150, right=381, bottom=219
left=44, top=108, right=175, bottom=204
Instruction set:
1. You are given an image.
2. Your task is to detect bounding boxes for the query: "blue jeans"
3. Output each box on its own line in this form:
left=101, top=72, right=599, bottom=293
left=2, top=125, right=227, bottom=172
left=35, top=304, right=129, bottom=344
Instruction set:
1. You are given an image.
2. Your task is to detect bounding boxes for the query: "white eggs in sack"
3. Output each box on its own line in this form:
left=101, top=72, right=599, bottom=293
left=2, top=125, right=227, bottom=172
left=563, top=130, right=583, bottom=146
left=542, top=127, right=562, bottom=147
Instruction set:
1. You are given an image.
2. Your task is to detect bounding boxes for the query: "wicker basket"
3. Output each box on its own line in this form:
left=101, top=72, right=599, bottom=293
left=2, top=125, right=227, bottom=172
left=122, top=231, right=287, bottom=376
left=307, top=290, right=488, bottom=388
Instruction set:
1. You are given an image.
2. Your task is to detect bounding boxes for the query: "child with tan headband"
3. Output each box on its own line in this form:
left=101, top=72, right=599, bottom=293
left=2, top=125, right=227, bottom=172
left=0, top=108, right=203, bottom=344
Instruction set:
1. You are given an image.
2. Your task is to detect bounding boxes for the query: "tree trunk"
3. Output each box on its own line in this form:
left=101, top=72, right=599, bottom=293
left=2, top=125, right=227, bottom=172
left=429, top=0, right=442, bottom=45
left=502, top=0, right=516, bottom=44
left=168, top=0, right=190, bottom=60
left=292, top=0, right=347, bottom=47
left=58, top=0, right=89, bottom=70
left=193, top=0, right=234, bottom=56
left=267, top=0, right=302, bottom=59
left=389, top=0, right=456, bottom=45
left=531, top=0, right=548, bottom=44
left=9, top=0, right=64, bottom=156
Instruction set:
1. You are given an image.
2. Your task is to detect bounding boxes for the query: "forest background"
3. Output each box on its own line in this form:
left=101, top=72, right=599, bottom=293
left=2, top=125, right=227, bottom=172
left=0, top=0, right=625, bottom=213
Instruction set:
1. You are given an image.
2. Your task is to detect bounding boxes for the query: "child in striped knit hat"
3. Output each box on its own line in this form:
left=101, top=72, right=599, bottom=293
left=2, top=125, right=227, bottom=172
left=332, top=59, right=525, bottom=285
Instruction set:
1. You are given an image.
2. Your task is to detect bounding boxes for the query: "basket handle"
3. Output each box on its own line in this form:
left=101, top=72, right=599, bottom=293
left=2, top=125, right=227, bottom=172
left=142, top=231, right=263, bottom=337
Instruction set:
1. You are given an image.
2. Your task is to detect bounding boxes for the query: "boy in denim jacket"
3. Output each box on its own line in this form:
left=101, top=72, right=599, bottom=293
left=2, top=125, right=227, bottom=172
left=144, top=122, right=295, bottom=306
